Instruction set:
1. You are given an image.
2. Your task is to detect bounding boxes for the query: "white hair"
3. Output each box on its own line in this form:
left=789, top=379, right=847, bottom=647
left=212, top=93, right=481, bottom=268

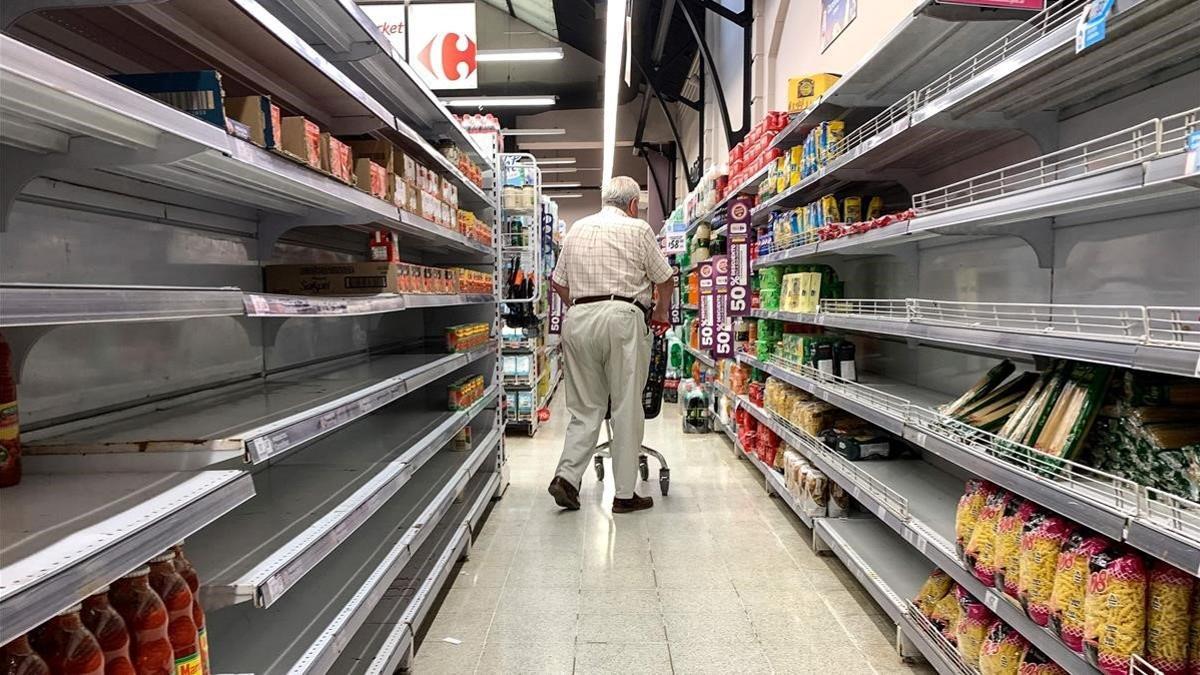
left=601, top=176, right=641, bottom=209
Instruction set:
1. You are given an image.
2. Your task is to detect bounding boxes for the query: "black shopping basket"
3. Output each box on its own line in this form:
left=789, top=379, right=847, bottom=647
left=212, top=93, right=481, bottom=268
left=593, top=332, right=670, bottom=495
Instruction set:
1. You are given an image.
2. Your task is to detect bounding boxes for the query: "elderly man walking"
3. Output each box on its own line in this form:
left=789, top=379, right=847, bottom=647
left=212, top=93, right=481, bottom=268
left=547, top=176, right=674, bottom=514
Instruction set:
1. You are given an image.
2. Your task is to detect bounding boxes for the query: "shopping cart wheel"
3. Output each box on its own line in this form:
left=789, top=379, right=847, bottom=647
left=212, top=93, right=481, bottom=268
left=593, top=455, right=605, bottom=481
left=658, top=468, right=670, bottom=496
left=639, top=456, right=649, bottom=481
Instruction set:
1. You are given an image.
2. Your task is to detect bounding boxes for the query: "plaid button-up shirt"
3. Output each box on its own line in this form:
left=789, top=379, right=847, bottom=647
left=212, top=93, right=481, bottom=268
left=551, top=206, right=674, bottom=308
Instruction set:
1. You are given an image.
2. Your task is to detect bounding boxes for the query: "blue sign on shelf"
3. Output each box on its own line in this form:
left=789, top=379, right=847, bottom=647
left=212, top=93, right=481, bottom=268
left=1075, top=0, right=1115, bottom=53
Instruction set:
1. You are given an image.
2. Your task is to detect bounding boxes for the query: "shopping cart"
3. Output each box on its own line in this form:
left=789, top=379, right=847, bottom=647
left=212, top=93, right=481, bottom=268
left=592, top=332, right=671, bottom=495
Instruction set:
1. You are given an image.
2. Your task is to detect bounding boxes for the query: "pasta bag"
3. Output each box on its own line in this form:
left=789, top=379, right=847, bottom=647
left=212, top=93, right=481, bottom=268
left=1187, top=589, right=1200, bottom=675
left=1049, top=533, right=1110, bottom=653
left=1018, top=513, right=1070, bottom=627
left=980, top=621, right=1029, bottom=675
left=1018, top=648, right=1068, bottom=675
left=966, top=489, right=1012, bottom=587
left=956, top=479, right=996, bottom=556
left=996, top=500, right=1039, bottom=600
left=956, top=587, right=996, bottom=665
left=1145, top=561, right=1194, bottom=675
left=928, top=587, right=963, bottom=644
left=1084, top=546, right=1147, bottom=675
left=913, top=569, right=954, bottom=615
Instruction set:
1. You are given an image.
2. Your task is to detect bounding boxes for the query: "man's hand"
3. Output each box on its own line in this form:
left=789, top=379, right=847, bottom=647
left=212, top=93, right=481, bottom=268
left=649, top=320, right=671, bottom=336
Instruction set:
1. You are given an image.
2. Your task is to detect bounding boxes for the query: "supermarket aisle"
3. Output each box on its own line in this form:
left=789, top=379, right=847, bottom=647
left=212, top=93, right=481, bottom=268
left=415, top=397, right=936, bottom=674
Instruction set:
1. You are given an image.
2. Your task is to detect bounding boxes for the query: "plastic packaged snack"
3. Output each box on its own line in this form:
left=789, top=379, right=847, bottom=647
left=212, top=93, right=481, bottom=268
left=827, top=482, right=850, bottom=518
left=956, top=587, right=996, bottom=664
left=1083, top=546, right=1147, bottom=675
left=956, top=480, right=995, bottom=556
left=966, top=489, right=1012, bottom=586
left=1017, top=648, right=1068, bottom=675
left=913, top=569, right=954, bottom=615
left=799, top=466, right=828, bottom=518
left=927, top=588, right=963, bottom=643
left=1187, top=589, right=1200, bottom=675
left=1049, top=533, right=1110, bottom=652
left=1018, top=514, right=1071, bottom=626
left=1144, top=561, right=1193, bottom=675
left=979, top=621, right=1029, bottom=675
left=995, top=500, right=1038, bottom=600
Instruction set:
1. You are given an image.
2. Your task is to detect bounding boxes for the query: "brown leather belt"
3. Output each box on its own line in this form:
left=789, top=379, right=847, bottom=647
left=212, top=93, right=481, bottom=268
left=571, top=294, right=648, bottom=312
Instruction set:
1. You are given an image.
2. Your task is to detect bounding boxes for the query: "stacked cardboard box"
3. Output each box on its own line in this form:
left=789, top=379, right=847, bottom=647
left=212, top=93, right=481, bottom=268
left=264, top=262, right=462, bottom=296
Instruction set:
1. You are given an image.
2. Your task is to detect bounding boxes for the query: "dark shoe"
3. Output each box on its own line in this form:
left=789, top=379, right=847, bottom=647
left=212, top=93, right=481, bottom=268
left=548, top=476, right=580, bottom=510
left=612, top=494, right=654, bottom=513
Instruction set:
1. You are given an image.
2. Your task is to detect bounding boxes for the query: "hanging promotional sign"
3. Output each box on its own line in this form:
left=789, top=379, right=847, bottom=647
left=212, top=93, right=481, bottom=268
left=712, top=256, right=734, bottom=359
left=359, top=4, right=408, bottom=58
left=548, top=292, right=564, bottom=335
left=698, top=261, right=715, bottom=351
left=660, top=232, right=687, bottom=256
left=727, top=196, right=753, bottom=317
left=1185, top=130, right=1200, bottom=177
left=819, top=0, right=857, bottom=52
left=669, top=270, right=683, bottom=326
left=1075, top=0, right=1114, bottom=53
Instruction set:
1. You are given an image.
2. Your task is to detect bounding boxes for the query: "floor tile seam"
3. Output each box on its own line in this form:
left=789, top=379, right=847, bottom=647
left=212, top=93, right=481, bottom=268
left=470, top=490, right=533, bottom=675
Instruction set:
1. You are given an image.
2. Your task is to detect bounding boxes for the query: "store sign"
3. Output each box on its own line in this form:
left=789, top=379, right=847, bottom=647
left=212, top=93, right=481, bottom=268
left=359, top=4, right=408, bottom=58
left=548, top=292, right=563, bottom=335
left=938, top=0, right=1044, bottom=9
left=1185, top=131, right=1200, bottom=177
left=669, top=270, right=682, bottom=326
left=819, top=0, right=857, bottom=52
left=712, top=256, right=733, bottom=359
left=698, top=261, right=715, bottom=351
left=660, top=232, right=687, bottom=255
left=1075, top=0, right=1114, bottom=53
left=727, top=197, right=752, bottom=317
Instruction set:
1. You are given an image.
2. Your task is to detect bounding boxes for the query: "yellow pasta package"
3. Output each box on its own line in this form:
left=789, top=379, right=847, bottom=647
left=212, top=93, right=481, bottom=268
left=966, top=489, right=1012, bottom=587
left=1145, top=561, right=1193, bottom=675
left=996, top=500, right=1039, bottom=600
left=956, top=479, right=995, bottom=556
left=1084, top=546, right=1147, bottom=675
left=928, top=587, right=963, bottom=644
left=914, top=569, right=954, bottom=615
left=957, top=586, right=997, bottom=665
left=980, top=621, right=1029, bottom=675
left=1019, top=514, right=1071, bottom=627
left=1018, top=648, right=1068, bottom=675
left=1187, top=589, right=1200, bottom=675
left=1049, top=533, right=1110, bottom=653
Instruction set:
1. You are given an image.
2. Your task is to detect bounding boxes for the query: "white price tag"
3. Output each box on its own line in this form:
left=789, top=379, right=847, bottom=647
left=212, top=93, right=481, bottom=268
left=984, top=594, right=1000, bottom=611
left=265, top=575, right=285, bottom=601
left=251, top=435, right=273, bottom=457
left=875, top=505, right=887, bottom=520
left=248, top=294, right=271, bottom=315
left=914, top=432, right=927, bottom=447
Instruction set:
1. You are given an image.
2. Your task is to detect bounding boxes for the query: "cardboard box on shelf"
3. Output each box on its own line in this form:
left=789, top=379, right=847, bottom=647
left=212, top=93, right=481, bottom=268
left=321, top=134, right=354, bottom=184
left=403, top=180, right=420, bottom=213
left=355, top=159, right=388, bottom=199
left=224, top=95, right=281, bottom=149
left=264, top=262, right=400, bottom=295
left=446, top=183, right=459, bottom=209
left=111, top=71, right=231, bottom=131
left=280, top=116, right=322, bottom=168
left=787, top=73, right=840, bottom=113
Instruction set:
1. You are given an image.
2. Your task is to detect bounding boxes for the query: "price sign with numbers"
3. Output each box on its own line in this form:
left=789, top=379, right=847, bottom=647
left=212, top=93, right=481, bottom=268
left=660, top=232, right=687, bottom=255
left=727, top=197, right=752, bottom=317
left=548, top=292, right=564, bottom=334
left=713, top=256, right=734, bottom=359
left=698, top=261, right=715, bottom=350
left=669, top=270, right=682, bottom=325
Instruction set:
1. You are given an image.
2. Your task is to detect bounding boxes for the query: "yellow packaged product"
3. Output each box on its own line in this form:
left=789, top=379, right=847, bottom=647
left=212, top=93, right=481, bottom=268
left=966, top=489, right=1011, bottom=587
left=1017, top=648, right=1068, bottom=675
left=913, top=569, right=954, bottom=615
left=820, top=195, right=840, bottom=224
left=1187, top=589, right=1200, bottom=675
left=955, top=480, right=994, bottom=554
left=1083, top=545, right=1147, bottom=675
left=995, top=500, right=1039, bottom=600
left=1144, top=560, right=1193, bottom=675
left=1018, top=514, right=1070, bottom=627
left=927, top=588, right=962, bottom=644
left=866, top=195, right=884, bottom=220
left=787, top=73, right=840, bottom=113
left=842, top=196, right=862, bottom=223
left=979, top=621, right=1028, bottom=675
left=956, top=587, right=996, bottom=665
left=1049, top=533, right=1109, bottom=653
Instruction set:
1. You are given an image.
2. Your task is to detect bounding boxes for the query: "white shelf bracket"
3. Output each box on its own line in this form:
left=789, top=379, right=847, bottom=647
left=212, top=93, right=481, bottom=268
left=811, top=522, right=833, bottom=555
left=937, top=219, right=1055, bottom=269
left=257, top=212, right=371, bottom=259
left=2, top=138, right=205, bottom=230
left=895, top=625, right=925, bottom=663
left=2, top=326, right=52, bottom=384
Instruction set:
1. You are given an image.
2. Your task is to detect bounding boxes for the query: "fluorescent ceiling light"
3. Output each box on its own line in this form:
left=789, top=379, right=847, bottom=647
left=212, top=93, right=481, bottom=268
left=501, top=128, right=566, bottom=136
left=543, top=181, right=582, bottom=188
left=545, top=193, right=583, bottom=198
left=602, top=0, right=627, bottom=182
left=443, top=96, right=556, bottom=107
left=540, top=167, right=578, bottom=174
left=536, top=157, right=576, bottom=166
left=476, top=48, right=564, bottom=62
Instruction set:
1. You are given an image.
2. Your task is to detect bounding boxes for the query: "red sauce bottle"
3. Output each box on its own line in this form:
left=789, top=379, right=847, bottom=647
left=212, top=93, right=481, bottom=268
left=81, top=588, right=136, bottom=675
left=1, top=635, right=49, bottom=675
left=170, top=545, right=209, bottom=675
left=146, top=554, right=201, bottom=675
left=38, top=605, right=104, bottom=675
left=109, top=567, right=172, bottom=675
left=0, top=333, right=21, bottom=488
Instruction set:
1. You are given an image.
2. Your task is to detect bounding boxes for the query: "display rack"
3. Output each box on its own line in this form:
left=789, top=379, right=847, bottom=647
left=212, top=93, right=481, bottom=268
left=0, top=2, right=505, bottom=667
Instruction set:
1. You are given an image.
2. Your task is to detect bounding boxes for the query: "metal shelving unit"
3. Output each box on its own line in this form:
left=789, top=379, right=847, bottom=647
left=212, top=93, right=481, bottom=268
left=1, top=0, right=506, bottom=664
left=684, top=343, right=716, bottom=368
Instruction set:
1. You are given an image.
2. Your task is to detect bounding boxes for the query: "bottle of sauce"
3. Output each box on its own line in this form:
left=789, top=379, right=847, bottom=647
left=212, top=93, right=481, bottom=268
left=170, top=545, right=209, bottom=675
left=0, top=333, right=21, bottom=488
left=1, top=635, right=49, bottom=675
left=109, top=567, right=172, bottom=675
left=38, top=605, right=104, bottom=675
left=146, top=554, right=200, bottom=675
left=81, top=588, right=135, bottom=675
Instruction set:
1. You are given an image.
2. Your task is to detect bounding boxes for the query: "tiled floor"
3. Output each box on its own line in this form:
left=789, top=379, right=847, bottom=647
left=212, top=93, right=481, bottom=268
left=414, top=395, right=936, bottom=674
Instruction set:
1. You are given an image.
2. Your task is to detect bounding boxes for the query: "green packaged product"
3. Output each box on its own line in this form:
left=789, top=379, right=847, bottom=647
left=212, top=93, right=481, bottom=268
left=760, top=287, right=780, bottom=310
left=759, top=267, right=783, bottom=290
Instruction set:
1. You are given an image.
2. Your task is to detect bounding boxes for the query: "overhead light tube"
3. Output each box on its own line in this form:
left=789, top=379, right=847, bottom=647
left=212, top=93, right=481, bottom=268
left=543, top=182, right=582, bottom=189
left=501, top=128, right=567, bottom=136
left=545, top=193, right=583, bottom=198
left=535, top=157, right=576, bottom=166
left=443, top=96, right=556, bottom=107
left=540, top=167, right=578, bottom=174
left=476, top=48, right=564, bottom=62
left=602, top=0, right=628, bottom=182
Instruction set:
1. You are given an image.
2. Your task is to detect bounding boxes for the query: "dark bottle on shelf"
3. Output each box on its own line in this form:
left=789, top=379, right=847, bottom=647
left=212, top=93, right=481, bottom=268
left=81, top=587, right=136, bottom=675
left=170, top=545, right=209, bottom=675
left=146, top=554, right=200, bottom=675
left=1, top=635, right=49, bottom=675
left=38, top=605, right=104, bottom=675
left=109, top=567, right=173, bottom=675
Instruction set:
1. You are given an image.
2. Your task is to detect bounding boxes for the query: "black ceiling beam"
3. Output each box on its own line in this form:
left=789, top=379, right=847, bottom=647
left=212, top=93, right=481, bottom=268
left=678, top=0, right=739, bottom=152
left=651, top=0, right=677, bottom=65
left=632, top=55, right=697, bottom=190
left=505, top=0, right=516, bottom=18
left=697, top=0, right=752, bottom=27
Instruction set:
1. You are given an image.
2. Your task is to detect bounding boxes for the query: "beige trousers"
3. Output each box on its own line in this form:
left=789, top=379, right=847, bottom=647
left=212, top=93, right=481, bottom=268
left=555, top=300, right=651, bottom=499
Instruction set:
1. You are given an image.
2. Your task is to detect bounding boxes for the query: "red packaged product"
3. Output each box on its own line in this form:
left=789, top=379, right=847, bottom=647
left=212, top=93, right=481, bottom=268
left=81, top=588, right=136, bottom=675
left=1049, top=533, right=1110, bottom=653
left=109, top=567, right=173, bottom=675
left=1, top=634, right=49, bottom=675
left=39, top=605, right=104, bottom=675
left=147, top=553, right=201, bottom=675
left=171, top=546, right=209, bottom=675
left=0, top=332, right=20, bottom=488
